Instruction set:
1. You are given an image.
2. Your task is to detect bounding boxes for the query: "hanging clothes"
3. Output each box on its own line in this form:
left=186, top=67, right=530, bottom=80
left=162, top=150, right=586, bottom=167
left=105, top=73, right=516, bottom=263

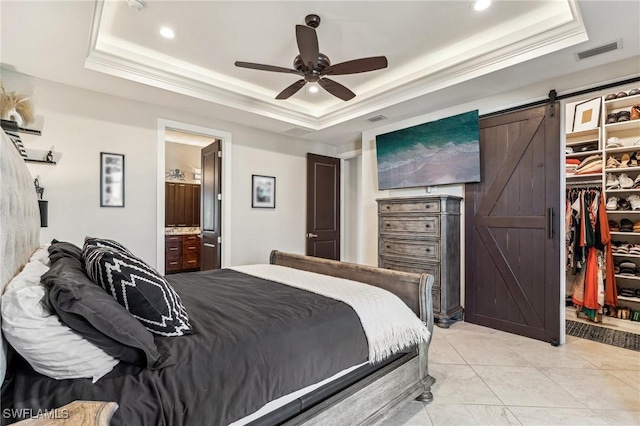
left=566, top=186, right=617, bottom=321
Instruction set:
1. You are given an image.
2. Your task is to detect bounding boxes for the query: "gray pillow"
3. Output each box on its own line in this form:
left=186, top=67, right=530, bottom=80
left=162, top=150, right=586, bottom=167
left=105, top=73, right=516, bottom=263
left=41, top=257, right=170, bottom=369
left=48, top=239, right=83, bottom=264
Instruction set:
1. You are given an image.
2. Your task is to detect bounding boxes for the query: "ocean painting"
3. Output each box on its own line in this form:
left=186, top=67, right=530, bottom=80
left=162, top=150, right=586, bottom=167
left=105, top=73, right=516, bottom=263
left=375, top=110, right=480, bottom=190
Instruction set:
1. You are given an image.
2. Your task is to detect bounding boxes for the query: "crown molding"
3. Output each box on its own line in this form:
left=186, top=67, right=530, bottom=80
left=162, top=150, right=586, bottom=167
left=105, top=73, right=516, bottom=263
left=86, top=0, right=587, bottom=131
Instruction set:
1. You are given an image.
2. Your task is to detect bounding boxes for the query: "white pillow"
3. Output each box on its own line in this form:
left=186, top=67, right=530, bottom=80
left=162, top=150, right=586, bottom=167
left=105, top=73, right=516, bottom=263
left=1, top=257, right=118, bottom=382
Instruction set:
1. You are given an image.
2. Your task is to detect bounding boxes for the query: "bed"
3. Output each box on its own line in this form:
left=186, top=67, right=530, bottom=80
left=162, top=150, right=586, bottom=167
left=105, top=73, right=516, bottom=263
left=0, top=129, right=435, bottom=425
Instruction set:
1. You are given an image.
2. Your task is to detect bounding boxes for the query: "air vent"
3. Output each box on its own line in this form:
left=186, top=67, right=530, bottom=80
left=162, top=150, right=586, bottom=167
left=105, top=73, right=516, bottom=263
left=367, top=115, right=387, bottom=123
left=283, top=126, right=313, bottom=137
left=575, top=40, right=621, bottom=61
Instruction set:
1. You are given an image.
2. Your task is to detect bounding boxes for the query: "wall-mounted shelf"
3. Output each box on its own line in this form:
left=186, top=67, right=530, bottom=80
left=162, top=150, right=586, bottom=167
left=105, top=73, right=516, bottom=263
left=23, top=148, right=60, bottom=165
left=0, top=119, right=41, bottom=136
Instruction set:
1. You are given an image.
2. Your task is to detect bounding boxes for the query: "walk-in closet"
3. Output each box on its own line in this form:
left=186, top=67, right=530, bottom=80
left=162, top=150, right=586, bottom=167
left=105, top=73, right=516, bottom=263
left=564, top=82, right=640, bottom=339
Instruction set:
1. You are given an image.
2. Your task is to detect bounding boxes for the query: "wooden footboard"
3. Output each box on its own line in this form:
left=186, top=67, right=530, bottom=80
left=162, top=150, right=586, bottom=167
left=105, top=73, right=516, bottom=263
left=270, top=251, right=436, bottom=424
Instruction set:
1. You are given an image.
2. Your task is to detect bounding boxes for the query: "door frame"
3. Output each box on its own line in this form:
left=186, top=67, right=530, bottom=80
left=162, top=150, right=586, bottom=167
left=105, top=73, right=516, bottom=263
left=156, top=119, right=232, bottom=274
left=337, top=149, right=362, bottom=263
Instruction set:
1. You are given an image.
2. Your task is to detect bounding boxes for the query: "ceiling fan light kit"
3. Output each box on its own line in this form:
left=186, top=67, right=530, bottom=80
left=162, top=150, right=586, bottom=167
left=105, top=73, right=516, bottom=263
left=235, top=14, right=388, bottom=101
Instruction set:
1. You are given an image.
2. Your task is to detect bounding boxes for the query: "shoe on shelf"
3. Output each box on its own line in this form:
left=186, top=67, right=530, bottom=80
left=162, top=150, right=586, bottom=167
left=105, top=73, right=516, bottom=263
left=606, top=196, right=619, bottom=210
left=628, top=195, right=640, bottom=211
left=631, top=152, right=639, bottom=167
left=619, top=173, right=634, bottom=189
left=607, top=156, right=621, bottom=169
left=618, top=110, right=631, bottom=122
left=621, top=153, right=631, bottom=167
left=606, top=173, right=620, bottom=189
left=606, top=137, right=622, bottom=148
left=619, top=199, right=632, bottom=211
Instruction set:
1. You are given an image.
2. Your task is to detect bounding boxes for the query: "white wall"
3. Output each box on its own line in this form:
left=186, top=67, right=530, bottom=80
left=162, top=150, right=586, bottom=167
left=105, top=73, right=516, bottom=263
left=358, top=57, right=640, bottom=308
left=2, top=70, right=336, bottom=268
left=165, top=141, right=202, bottom=184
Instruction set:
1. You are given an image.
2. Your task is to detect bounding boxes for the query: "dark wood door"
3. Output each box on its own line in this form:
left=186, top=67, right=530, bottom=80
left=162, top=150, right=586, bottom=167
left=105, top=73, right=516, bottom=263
left=465, top=104, right=560, bottom=344
left=175, top=183, right=187, bottom=226
left=165, top=182, right=176, bottom=227
left=306, top=153, right=340, bottom=260
left=201, top=141, right=221, bottom=270
left=191, top=184, right=201, bottom=227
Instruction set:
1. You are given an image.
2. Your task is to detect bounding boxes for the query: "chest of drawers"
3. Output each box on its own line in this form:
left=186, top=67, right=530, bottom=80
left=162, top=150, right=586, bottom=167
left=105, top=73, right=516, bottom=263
left=377, top=195, right=463, bottom=327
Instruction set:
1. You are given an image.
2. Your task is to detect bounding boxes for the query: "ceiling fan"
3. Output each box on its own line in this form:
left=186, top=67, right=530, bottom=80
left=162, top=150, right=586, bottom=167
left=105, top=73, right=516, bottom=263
left=235, top=14, right=388, bottom=101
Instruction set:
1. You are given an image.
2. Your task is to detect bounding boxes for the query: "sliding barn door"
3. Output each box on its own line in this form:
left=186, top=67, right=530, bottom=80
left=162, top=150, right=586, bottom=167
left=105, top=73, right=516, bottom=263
left=465, top=104, right=561, bottom=343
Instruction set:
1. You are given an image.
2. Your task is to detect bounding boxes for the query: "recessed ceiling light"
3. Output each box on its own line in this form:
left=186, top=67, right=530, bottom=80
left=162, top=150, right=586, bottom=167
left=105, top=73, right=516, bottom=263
left=160, top=27, right=175, bottom=39
left=308, top=84, right=319, bottom=93
left=474, top=0, right=491, bottom=11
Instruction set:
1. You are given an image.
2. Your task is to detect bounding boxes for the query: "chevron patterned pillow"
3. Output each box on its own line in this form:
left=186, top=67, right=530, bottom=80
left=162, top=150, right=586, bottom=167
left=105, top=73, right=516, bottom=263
left=84, top=237, right=132, bottom=255
left=83, top=246, right=192, bottom=337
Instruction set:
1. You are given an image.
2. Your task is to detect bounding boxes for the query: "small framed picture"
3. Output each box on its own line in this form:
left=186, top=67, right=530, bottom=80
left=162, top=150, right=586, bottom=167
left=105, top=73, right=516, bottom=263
left=252, top=175, right=275, bottom=209
left=572, top=97, right=601, bottom=132
left=100, top=152, right=125, bottom=207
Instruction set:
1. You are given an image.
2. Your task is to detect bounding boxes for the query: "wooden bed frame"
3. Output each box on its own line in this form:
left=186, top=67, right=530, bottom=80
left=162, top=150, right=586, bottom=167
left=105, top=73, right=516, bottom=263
left=270, top=251, right=436, bottom=425
left=1, top=130, right=435, bottom=425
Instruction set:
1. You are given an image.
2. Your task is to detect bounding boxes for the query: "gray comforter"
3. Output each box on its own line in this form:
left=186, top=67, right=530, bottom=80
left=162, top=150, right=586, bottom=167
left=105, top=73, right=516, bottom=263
left=3, top=269, right=369, bottom=425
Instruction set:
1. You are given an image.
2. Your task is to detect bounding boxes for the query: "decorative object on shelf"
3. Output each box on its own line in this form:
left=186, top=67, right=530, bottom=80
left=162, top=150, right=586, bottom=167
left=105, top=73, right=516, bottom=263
left=193, top=168, right=201, bottom=181
left=34, top=177, right=47, bottom=227
left=100, top=152, right=125, bottom=207
left=166, top=168, right=186, bottom=181
left=34, top=177, right=44, bottom=200
left=0, top=83, right=35, bottom=127
left=572, top=97, right=601, bottom=132
left=252, top=175, right=275, bottom=208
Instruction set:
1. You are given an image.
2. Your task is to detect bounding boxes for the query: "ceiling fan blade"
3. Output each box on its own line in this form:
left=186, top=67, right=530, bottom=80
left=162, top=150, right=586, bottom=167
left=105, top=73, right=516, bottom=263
left=235, top=61, right=302, bottom=75
left=323, top=56, right=388, bottom=76
left=296, top=25, right=319, bottom=69
left=318, top=78, right=356, bottom=101
left=276, top=79, right=307, bottom=100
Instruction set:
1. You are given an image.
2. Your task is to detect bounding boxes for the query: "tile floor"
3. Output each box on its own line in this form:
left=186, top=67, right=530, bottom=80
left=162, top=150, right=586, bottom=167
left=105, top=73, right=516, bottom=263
left=382, top=321, right=640, bottom=426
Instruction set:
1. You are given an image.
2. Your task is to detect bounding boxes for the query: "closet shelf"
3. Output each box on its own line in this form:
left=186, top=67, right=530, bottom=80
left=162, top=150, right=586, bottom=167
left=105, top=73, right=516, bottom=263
left=566, top=128, right=599, bottom=139
left=604, top=166, right=640, bottom=172
left=604, top=93, right=640, bottom=110
left=605, top=120, right=640, bottom=133
left=566, top=139, right=599, bottom=147
left=615, top=274, right=640, bottom=281
left=605, top=211, right=640, bottom=214
left=566, top=173, right=602, bottom=179
left=610, top=231, right=640, bottom=236
left=566, top=150, right=602, bottom=158
left=617, top=295, right=640, bottom=303
left=613, top=253, right=640, bottom=258
left=604, top=146, right=640, bottom=154
left=605, top=189, right=640, bottom=193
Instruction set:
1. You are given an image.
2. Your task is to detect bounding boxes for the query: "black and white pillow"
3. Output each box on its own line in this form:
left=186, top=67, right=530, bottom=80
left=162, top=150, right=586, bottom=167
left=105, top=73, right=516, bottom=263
left=84, top=236, right=132, bottom=255
left=83, top=246, right=192, bottom=337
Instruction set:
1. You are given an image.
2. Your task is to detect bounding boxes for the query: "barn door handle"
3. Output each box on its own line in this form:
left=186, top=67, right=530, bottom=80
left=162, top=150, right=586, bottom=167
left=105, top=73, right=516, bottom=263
left=546, top=207, right=553, bottom=239
left=306, top=233, right=318, bottom=238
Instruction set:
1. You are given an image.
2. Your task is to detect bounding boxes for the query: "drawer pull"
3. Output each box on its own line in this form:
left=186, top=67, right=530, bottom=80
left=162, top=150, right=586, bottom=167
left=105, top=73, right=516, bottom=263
left=386, top=205, right=390, bottom=209
left=169, top=261, right=178, bottom=265
left=425, top=204, right=431, bottom=208
left=386, top=223, right=390, bottom=226
left=187, top=246, right=196, bottom=250
left=187, top=260, right=196, bottom=264
left=425, top=224, right=430, bottom=228
left=169, top=248, right=178, bottom=251
left=426, top=248, right=431, bottom=252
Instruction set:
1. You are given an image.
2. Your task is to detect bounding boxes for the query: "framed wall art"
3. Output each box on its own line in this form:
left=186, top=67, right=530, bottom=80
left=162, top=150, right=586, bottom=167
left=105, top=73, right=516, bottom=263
left=572, top=97, right=601, bottom=132
left=252, top=175, right=275, bottom=209
left=100, top=152, right=125, bottom=207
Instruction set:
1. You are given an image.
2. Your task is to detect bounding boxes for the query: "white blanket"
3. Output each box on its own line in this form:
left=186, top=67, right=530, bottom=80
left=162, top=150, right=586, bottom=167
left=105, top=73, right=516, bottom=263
left=230, top=264, right=430, bottom=363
